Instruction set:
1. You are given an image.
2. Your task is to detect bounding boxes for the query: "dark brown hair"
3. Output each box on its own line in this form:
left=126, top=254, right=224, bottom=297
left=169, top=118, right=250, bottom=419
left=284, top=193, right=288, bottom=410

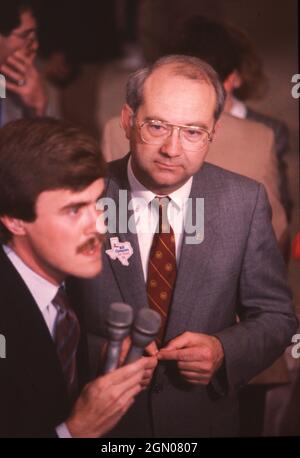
left=176, top=15, right=267, bottom=100
left=0, top=1, right=32, bottom=36
left=0, top=117, right=105, bottom=243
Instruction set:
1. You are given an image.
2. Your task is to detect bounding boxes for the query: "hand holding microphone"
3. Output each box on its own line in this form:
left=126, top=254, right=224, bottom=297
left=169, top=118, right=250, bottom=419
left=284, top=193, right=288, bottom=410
left=103, top=303, right=161, bottom=387
left=103, top=302, right=133, bottom=374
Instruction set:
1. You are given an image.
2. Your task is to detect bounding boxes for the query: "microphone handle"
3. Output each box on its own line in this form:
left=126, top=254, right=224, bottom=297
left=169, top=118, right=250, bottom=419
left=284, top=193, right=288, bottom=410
left=103, top=340, right=122, bottom=374
left=125, top=345, right=144, bottom=364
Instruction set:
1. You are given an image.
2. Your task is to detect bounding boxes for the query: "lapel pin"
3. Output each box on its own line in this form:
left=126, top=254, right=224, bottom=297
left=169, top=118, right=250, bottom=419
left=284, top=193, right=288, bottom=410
left=106, top=237, right=133, bottom=266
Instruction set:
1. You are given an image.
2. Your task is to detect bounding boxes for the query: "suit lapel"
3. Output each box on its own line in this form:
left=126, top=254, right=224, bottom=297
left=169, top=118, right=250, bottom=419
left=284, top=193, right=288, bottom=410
left=105, top=156, right=148, bottom=311
left=0, top=247, right=69, bottom=409
left=165, top=164, right=221, bottom=340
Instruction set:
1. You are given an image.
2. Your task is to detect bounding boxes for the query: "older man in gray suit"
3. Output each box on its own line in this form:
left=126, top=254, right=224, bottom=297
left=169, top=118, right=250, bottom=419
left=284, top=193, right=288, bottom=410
left=70, top=55, right=297, bottom=437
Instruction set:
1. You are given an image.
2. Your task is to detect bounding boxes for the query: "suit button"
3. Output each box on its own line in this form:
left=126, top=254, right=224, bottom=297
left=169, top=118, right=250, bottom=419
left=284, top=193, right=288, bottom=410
left=152, top=383, right=163, bottom=393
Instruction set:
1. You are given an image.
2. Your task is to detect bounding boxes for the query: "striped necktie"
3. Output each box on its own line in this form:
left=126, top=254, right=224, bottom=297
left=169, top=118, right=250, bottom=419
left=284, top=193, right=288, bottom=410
left=146, top=197, right=177, bottom=344
left=53, top=287, right=80, bottom=399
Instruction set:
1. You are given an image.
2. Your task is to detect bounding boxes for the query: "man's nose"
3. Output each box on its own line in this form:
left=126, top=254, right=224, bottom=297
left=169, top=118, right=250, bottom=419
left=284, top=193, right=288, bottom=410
left=160, top=127, right=182, bottom=156
left=27, top=33, right=39, bottom=55
left=84, top=205, right=100, bottom=234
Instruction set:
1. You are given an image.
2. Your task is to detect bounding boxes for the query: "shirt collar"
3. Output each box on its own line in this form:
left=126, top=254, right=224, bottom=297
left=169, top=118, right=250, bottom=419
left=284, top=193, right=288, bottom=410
left=3, top=244, right=60, bottom=313
left=230, top=97, right=247, bottom=119
left=127, top=156, right=193, bottom=213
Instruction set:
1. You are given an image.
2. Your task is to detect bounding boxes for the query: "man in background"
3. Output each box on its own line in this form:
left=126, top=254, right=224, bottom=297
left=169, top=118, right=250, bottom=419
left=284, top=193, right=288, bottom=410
left=0, top=1, right=60, bottom=127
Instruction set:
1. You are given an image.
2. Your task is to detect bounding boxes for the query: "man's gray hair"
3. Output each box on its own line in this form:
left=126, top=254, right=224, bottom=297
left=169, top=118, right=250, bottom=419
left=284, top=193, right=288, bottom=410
left=126, top=54, right=226, bottom=121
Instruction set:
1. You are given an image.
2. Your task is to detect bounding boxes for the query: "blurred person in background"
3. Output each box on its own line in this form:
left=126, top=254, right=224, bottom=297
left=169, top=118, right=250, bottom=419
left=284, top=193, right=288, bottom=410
left=0, top=0, right=61, bottom=127
left=176, top=15, right=293, bottom=225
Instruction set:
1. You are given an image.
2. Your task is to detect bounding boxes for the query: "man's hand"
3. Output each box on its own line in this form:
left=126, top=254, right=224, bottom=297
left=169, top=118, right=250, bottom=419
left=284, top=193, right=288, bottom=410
left=118, top=337, right=158, bottom=388
left=99, top=337, right=158, bottom=389
left=0, top=49, right=47, bottom=115
left=66, top=357, right=149, bottom=438
left=158, top=332, right=224, bottom=385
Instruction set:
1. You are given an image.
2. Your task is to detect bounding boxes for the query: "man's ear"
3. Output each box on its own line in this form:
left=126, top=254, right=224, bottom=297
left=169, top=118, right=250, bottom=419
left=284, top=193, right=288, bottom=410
left=210, top=120, right=221, bottom=142
left=0, top=216, right=26, bottom=236
left=223, top=70, right=242, bottom=93
left=121, top=104, right=134, bottom=140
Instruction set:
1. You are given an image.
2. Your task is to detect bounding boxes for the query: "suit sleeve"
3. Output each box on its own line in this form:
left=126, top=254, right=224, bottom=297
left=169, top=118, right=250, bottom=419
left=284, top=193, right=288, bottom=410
left=215, top=184, right=298, bottom=392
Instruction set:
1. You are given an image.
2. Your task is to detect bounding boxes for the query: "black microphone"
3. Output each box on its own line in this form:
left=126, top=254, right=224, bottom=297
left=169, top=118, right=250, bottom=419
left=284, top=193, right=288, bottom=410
left=125, top=308, right=161, bottom=364
left=103, top=302, right=134, bottom=374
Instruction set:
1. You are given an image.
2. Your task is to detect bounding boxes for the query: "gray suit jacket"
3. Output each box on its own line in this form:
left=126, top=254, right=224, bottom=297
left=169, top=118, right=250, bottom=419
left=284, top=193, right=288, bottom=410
left=69, top=155, right=297, bottom=437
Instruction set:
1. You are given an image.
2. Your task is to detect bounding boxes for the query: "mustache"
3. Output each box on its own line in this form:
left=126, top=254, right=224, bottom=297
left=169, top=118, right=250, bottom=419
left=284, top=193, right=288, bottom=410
left=77, top=234, right=105, bottom=254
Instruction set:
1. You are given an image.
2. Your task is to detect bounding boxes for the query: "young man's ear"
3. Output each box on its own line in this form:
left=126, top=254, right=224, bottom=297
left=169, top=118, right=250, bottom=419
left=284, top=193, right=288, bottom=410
left=121, top=104, right=134, bottom=140
left=0, top=216, right=26, bottom=237
left=223, top=70, right=242, bottom=93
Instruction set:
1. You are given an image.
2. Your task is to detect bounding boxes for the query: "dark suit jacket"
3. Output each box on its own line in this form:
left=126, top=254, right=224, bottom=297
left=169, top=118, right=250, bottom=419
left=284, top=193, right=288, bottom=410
left=0, top=246, right=89, bottom=438
left=70, top=155, right=297, bottom=438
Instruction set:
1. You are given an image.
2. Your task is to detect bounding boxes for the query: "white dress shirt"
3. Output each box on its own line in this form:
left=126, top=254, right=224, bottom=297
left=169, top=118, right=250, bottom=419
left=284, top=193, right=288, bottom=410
left=127, top=158, right=193, bottom=281
left=3, top=245, right=72, bottom=438
left=229, top=97, right=247, bottom=119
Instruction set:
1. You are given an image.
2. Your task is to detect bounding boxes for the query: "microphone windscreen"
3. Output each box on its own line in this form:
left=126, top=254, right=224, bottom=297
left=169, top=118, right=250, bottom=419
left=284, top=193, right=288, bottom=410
left=134, top=308, right=161, bottom=335
left=107, top=302, right=133, bottom=329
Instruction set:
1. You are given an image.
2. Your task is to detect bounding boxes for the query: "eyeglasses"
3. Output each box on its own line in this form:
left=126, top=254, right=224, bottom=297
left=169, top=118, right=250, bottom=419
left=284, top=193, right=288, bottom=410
left=12, top=28, right=37, bottom=43
left=137, top=119, right=214, bottom=151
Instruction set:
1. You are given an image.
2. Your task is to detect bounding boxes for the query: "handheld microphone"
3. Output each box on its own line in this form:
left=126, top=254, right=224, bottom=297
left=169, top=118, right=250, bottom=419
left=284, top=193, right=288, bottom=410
left=125, top=308, right=161, bottom=364
left=103, top=302, right=133, bottom=374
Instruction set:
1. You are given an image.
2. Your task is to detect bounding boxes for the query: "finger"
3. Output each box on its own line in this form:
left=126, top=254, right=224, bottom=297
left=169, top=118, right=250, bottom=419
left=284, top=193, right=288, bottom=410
left=158, top=347, right=203, bottom=361
left=6, top=54, right=27, bottom=74
left=100, top=356, right=148, bottom=387
left=179, top=370, right=210, bottom=384
left=160, top=332, right=195, bottom=351
left=119, top=336, right=132, bottom=366
left=0, top=64, right=23, bottom=83
left=145, top=341, right=159, bottom=356
left=159, top=345, right=210, bottom=362
left=13, top=49, right=31, bottom=66
left=100, top=383, right=142, bottom=419
left=177, top=360, right=211, bottom=373
left=141, top=367, right=155, bottom=383
left=143, top=356, right=158, bottom=370
left=2, top=80, right=22, bottom=94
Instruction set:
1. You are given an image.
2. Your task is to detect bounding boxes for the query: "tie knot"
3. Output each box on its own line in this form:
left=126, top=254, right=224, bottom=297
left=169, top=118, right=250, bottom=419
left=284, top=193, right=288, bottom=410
left=153, top=196, right=171, bottom=233
left=53, top=286, right=69, bottom=312
left=155, top=196, right=170, bottom=208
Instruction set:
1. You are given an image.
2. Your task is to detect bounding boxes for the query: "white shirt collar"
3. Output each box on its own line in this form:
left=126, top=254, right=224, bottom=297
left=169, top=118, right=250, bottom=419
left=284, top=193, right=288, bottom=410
left=229, top=97, right=247, bottom=119
left=127, top=156, right=193, bottom=213
left=3, top=245, right=60, bottom=314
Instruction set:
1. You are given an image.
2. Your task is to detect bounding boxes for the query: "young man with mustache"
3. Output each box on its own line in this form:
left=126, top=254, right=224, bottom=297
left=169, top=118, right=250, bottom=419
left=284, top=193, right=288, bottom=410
left=0, top=117, right=156, bottom=438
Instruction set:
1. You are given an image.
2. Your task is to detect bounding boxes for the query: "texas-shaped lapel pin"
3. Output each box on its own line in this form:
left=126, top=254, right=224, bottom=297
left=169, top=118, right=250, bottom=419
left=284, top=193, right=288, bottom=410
left=106, top=237, right=133, bottom=266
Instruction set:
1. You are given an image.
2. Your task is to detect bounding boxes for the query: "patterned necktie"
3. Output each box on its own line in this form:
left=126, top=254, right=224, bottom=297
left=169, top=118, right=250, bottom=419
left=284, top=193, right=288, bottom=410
left=53, top=287, right=80, bottom=399
left=147, top=197, right=177, bottom=344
